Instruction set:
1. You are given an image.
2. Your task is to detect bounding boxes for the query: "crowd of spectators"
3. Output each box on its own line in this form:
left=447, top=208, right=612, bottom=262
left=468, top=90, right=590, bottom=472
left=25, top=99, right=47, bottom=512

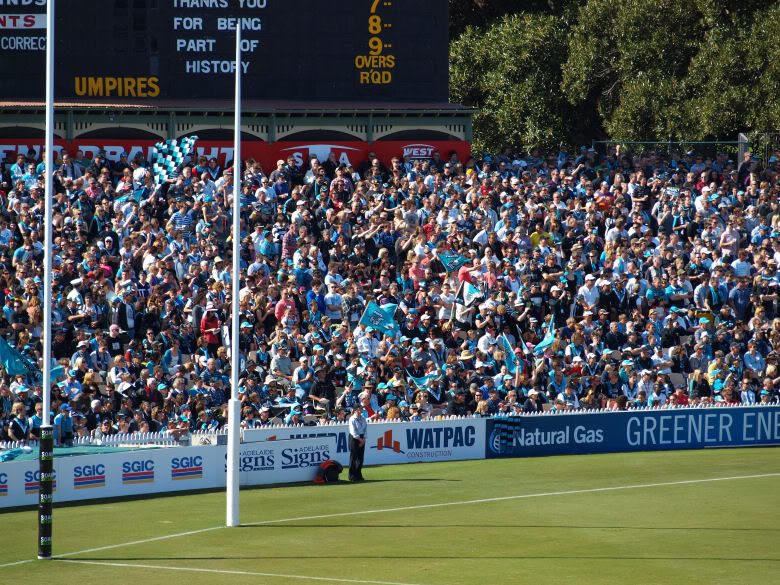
left=0, top=142, right=779, bottom=446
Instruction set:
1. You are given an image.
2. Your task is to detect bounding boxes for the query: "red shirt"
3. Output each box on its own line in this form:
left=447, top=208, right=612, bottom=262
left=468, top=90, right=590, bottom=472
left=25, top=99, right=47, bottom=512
left=200, top=313, right=221, bottom=344
left=458, top=264, right=477, bottom=284
left=274, top=298, right=296, bottom=321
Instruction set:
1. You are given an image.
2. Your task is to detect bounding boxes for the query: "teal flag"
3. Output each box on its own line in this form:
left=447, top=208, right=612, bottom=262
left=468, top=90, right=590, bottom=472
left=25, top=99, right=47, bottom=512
left=0, top=337, right=35, bottom=377
left=438, top=252, right=469, bottom=273
left=406, top=369, right=439, bottom=388
left=455, top=280, right=484, bottom=308
left=152, top=135, right=199, bottom=186
left=534, top=319, right=556, bottom=354
left=359, top=302, right=399, bottom=337
left=116, top=187, right=146, bottom=205
left=501, top=334, right=522, bottom=375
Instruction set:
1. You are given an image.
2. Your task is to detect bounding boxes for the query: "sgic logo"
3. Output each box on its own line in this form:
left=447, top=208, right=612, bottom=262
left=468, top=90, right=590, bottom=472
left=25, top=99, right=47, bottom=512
left=122, top=460, right=155, bottom=484
left=171, top=456, right=203, bottom=480
left=24, top=470, right=57, bottom=494
left=73, top=464, right=106, bottom=489
left=371, top=429, right=404, bottom=453
left=0, top=472, right=7, bottom=496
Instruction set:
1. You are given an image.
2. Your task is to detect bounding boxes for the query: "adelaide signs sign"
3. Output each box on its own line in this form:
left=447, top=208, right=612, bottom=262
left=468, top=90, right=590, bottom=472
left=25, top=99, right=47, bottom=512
left=223, top=435, right=336, bottom=486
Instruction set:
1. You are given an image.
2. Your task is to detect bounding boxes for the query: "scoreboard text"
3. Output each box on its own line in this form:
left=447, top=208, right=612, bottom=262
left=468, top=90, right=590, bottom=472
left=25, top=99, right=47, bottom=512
left=0, top=0, right=448, bottom=103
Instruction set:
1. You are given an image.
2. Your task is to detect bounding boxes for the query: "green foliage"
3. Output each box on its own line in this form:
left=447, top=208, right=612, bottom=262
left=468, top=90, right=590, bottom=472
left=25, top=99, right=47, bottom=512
left=562, top=0, right=778, bottom=141
left=448, top=0, right=569, bottom=39
left=450, top=0, right=780, bottom=151
left=681, top=2, right=780, bottom=139
left=450, top=12, right=570, bottom=154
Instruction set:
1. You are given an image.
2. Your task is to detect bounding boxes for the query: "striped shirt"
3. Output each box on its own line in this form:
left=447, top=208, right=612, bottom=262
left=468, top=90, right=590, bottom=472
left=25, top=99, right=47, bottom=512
left=170, top=210, right=194, bottom=237
left=282, top=227, right=298, bottom=259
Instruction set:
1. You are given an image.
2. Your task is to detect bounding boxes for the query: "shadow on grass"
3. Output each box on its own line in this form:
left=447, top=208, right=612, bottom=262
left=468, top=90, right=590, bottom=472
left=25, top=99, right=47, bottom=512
left=239, top=523, right=780, bottom=532
left=56, top=555, right=780, bottom=562
left=1, top=478, right=458, bottom=512
left=356, top=478, right=460, bottom=483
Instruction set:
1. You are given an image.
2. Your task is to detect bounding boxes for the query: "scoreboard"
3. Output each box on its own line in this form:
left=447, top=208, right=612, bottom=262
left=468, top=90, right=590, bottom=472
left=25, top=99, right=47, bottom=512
left=0, top=0, right=449, bottom=102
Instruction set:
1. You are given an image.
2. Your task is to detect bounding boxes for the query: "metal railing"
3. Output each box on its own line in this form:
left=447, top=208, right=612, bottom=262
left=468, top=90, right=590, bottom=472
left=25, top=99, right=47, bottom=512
left=743, top=131, right=780, bottom=166
left=591, top=139, right=741, bottom=159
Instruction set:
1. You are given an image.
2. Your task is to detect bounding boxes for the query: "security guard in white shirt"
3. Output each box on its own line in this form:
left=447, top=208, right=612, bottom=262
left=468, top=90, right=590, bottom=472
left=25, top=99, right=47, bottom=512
left=348, top=403, right=367, bottom=482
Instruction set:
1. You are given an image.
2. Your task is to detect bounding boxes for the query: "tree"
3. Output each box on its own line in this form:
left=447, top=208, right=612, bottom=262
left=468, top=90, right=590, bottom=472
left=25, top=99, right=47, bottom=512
left=449, top=13, right=572, bottom=154
left=681, top=2, right=780, bottom=139
left=449, top=0, right=779, bottom=153
left=561, top=0, right=779, bottom=142
left=448, top=0, right=566, bottom=39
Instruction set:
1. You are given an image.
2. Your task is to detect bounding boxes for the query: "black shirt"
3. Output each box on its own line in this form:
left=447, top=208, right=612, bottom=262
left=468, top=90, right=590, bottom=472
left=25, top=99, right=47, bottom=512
left=310, top=379, right=336, bottom=404
left=446, top=396, right=469, bottom=416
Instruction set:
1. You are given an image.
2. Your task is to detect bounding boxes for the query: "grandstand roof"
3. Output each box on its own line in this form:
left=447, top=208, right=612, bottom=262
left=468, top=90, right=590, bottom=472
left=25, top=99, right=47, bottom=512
left=0, top=99, right=475, bottom=115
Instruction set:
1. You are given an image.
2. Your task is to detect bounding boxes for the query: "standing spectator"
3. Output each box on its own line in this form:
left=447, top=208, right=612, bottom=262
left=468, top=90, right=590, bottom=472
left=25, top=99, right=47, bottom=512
left=53, top=403, right=74, bottom=447
left=200, top=304, right=222, bottom=357
left=347, top=403, right=366, bottom=482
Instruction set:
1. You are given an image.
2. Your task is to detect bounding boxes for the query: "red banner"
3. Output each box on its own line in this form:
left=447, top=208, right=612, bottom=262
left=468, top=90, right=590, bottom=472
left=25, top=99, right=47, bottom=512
left=1, top=140, right=471, bottom=172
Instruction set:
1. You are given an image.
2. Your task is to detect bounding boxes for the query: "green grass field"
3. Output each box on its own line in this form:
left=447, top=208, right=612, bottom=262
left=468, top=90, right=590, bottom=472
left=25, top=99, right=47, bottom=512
left=1, top=448, right=779, bottom=585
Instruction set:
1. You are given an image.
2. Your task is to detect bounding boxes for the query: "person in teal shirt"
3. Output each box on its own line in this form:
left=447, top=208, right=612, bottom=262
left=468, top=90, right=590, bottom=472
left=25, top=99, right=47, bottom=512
left=645, top=277, right=668, bottom=305
left=258, top=230, right=277, bottom=260
left=21, top=162, right=39, bottom=189
left=53, top=404, right=74, bottom=447
left=29, top=402, right=44, bottom=439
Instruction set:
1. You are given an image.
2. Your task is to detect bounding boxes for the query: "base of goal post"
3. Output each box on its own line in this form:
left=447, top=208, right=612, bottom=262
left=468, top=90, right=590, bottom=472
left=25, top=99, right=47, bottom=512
left=226, top=398, right=241, bottom=527
left=38, top=425, right=54, bottom=558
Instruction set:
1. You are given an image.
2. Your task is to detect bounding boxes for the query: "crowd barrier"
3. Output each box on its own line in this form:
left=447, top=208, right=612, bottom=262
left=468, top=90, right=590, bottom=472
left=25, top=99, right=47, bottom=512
left=486, top=405, right=780, bottom=458
left=242, top=416, right=485, bottom=467
left=0, top=435, right=335, bottom=509
left=1, top=406, right=778, bottom=508
left=0, top=432, right=187, bottom=451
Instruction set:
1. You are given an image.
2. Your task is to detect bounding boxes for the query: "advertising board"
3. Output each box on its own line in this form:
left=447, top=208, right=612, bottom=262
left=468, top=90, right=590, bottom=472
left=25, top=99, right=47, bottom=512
left=1, top=408, right=778, bottom=508
left=218, top=435, right=336, bottom=487
left=0, top=140, right=471, bottom=174
left=0, top=436, right=333, bottom=508
left=242, top=418, right=487, bottom=467
left=0, top=445, right=216, bottom=508
left=486, top=406, right=780, bottom=458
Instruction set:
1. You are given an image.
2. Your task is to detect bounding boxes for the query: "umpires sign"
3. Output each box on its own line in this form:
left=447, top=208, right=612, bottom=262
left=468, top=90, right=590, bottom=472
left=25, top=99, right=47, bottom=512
left=486, top=406, right=780, bottom=458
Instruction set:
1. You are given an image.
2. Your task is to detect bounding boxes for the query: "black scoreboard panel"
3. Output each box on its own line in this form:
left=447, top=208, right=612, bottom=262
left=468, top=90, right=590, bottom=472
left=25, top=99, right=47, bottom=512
left=0, top=0, right=448, bottom=102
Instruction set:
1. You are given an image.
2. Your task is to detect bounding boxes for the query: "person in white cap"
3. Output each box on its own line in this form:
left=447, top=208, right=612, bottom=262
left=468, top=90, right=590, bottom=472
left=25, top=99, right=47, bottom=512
left=577, top=273, right=600, bottom=310
left=523, top=389, right=544, bottom=412
left=637, top=369, right=656, bottom=396
left=200, top=303, right=222, bottom=357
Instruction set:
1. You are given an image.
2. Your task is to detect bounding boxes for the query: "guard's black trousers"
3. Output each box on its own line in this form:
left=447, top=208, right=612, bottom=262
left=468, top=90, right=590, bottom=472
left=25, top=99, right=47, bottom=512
left=349, top=436, right=365, bottom=481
